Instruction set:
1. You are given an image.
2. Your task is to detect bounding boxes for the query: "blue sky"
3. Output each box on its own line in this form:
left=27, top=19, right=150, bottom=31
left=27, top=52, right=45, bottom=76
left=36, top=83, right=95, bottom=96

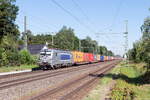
left=16, top=0, right=150, bottom=56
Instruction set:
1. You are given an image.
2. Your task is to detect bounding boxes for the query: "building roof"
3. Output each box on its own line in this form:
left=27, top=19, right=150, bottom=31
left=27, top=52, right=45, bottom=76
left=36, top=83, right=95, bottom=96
left=19, top=44, right=45, bottom=55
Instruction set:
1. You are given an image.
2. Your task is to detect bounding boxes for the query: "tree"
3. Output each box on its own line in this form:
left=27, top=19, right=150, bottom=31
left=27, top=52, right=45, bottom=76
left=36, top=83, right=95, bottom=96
left=0, top=0, right=19, bottom=42
left=81, top=36, right=99, bottom=53
left=141, top=17, right=150, bottom=66
left=0, top=0, right=19, bottom=67
left=21, top=26, right=115, bottom=56
left=81, top=37, right=93, bottom=53
left=128, top=11, right=150, bottom=66
left=54, top=26, right=79, bottom=50
left=141, top=17, right=150, bottom=40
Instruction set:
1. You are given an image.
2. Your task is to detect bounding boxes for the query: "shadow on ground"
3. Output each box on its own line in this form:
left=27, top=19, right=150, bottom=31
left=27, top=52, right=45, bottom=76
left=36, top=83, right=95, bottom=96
left=32, top=67, right=41, bottom=71
left=89, top=71, right=150, bottom=85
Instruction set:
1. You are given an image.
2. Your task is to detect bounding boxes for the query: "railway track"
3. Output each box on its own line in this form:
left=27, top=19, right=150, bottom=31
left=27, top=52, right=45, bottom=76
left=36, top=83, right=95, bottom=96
left=61, top=62, right=118, bottom=100
left=0, top=62, right=106, bottom=80
left=28, top=60, right=120, bottom=100
left=0, top=61, right=110, bottom=90
left=0, top=61, right=108, bottom=80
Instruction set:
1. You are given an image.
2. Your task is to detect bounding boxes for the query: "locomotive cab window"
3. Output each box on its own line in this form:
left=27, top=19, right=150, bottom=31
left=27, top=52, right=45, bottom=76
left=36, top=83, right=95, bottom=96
left=40, top=51, right=51, bottom=56
left=55, top=53, right=57, bottom=56
left=46, top=52, right=51, bottom=55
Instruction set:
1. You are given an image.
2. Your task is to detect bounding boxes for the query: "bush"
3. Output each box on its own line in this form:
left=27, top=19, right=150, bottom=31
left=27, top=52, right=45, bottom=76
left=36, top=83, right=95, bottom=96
left=6, top=49, right=21, bottom=66
left=0, top=48, right=37, bottom=67
left=0, top=48, right=9, bottom=67
left=111, top=87, right=135, bottom=100
left=19, top=49, right=36, bottom=64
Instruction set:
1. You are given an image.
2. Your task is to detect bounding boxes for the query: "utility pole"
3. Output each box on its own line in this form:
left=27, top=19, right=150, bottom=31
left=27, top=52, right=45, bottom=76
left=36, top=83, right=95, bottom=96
left=72, top=38, right=74, bottom=50
left=79, top=40, right=81, bottom=51
left=52, top=32, right=54, bottom=47
left=124, top=20, right=128, bottom=66
left=24, top=16, right=28, bottom=50
left=96, top=45, right=98, bottom=54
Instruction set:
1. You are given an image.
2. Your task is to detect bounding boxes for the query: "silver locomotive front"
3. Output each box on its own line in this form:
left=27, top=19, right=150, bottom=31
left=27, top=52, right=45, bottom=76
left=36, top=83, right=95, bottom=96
left=38, top=49, right=53, bottom=69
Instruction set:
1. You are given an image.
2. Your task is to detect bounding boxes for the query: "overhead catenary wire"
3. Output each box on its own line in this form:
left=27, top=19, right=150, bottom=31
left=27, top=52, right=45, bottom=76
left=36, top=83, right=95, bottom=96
left=50, top=0, right=96, bottom=33
left=97, top=0, right=123, bottom=33
left=110, top=0, right=123, bottom=28
left=16, top=15, right=58, bottom=35
left=16, top=19, right=53, bottom=34
left=94, top=0, right=124, bottom=49
left=98, top=0, right=123, bottom=45
left=26, top=13, right=58, bottom=31
left=71, top=0, right=96, bottom=28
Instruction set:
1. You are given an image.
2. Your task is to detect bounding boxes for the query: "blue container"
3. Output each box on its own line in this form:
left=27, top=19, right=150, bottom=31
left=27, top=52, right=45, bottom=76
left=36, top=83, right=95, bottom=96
left=60, top=54, right=71, bottom=60
left=100, top=56, right=104, bottom=62
left=108, top=56, right=111, bottom=60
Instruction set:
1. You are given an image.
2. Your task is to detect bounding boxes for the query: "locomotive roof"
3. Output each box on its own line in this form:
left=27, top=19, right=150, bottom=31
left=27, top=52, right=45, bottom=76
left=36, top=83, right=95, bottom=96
left=41, top=48, right=71, bottom=53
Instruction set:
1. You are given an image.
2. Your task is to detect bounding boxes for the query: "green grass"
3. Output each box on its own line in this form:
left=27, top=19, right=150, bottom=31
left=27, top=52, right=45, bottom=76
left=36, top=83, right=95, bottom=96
left=110, top=62, right=150, bottom=100
left=0, top=65, right=38, bottom=72
left=83, top=65, right=119, bottom=100
left=83, top=62, right=150, bottom=100
left=83, top=84, right=105, bottom=100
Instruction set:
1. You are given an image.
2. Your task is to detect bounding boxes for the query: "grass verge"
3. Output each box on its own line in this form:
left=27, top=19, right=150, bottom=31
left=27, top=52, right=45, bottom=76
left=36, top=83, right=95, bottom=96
left=110, top=62, right=150, bottom=100
left=83, top=62, right=150, bottom=100
left=0, top=65, right=38, bottom=72
left=83, top=63, right=121, bottom=100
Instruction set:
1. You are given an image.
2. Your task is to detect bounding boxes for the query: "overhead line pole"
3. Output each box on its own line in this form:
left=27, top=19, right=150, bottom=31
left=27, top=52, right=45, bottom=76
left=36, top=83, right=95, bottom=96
left=124, top=20, right=128, bottom=66
left=79, top=40, right=81, bottom=51
left=24, top=16, right=28, bottom=50
left=52, top=32, right=54, bottom=47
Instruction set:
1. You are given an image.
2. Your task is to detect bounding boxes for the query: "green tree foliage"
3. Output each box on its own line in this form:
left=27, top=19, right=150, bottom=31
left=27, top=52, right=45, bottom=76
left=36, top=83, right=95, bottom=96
left=81, top=36, right=95, bottom=53
left=128, top=14, right=150, bottom=67
left=107, top=50, right=114, bottom=56
left=0, top=0, right=21, bottom=67
left=0, top=0, right=37, bottom=67
left=80, top=37, right=114, bottom=56
left=19, top=50, right=36, bottom=65
left=22, top=30, right=53, bottom=45
left=0, top=0, right=19, bottom=42
left=141, top=17, right=150, bottom=66
left=0, top=48, right=8, bottom=66
left=27, top=26, right=114, bottom=56
left=54, top=26, right=79, bottom=50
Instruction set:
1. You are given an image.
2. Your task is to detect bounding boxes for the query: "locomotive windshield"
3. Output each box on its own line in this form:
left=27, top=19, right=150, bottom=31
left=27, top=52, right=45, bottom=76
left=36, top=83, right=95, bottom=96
left=40, top=50, right=51, bottom=56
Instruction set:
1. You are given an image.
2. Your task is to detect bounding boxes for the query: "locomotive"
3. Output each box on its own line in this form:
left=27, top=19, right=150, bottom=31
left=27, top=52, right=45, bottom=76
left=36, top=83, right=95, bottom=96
left=38, top=48, right=73, bottom=69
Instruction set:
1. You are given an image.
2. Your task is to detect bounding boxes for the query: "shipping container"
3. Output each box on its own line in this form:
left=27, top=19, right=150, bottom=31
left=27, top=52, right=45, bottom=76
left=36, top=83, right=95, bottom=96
left=71, top=51, right=84, bottom=63
left=88, top=53, right=94, bottom=62
left=111, top=56, right=114, bottom=60
left=96, top=55, right=100, bottom=61
left=104, top=56, right=108, bottom=61
left=94, top=54, right=97, bottom=61
left=83, top=53, right=89, bottom=63
left=100, top=56, right=104, bottom=62
left=108, top=56, right=111, bottom=61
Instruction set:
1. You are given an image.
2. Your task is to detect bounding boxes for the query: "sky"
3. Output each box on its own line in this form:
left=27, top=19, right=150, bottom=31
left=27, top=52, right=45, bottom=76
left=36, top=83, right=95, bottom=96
left=15, top=0, right=150, bottom=56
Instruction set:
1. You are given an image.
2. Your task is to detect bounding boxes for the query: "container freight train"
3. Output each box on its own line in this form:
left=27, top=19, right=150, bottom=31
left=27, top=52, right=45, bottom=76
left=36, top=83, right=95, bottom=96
left=38, top=48, right=116, bottom=69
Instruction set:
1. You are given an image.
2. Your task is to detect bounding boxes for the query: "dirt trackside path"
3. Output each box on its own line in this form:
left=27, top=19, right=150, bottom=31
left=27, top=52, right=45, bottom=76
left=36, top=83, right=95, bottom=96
left=83, top=62, right=121, bottom=100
